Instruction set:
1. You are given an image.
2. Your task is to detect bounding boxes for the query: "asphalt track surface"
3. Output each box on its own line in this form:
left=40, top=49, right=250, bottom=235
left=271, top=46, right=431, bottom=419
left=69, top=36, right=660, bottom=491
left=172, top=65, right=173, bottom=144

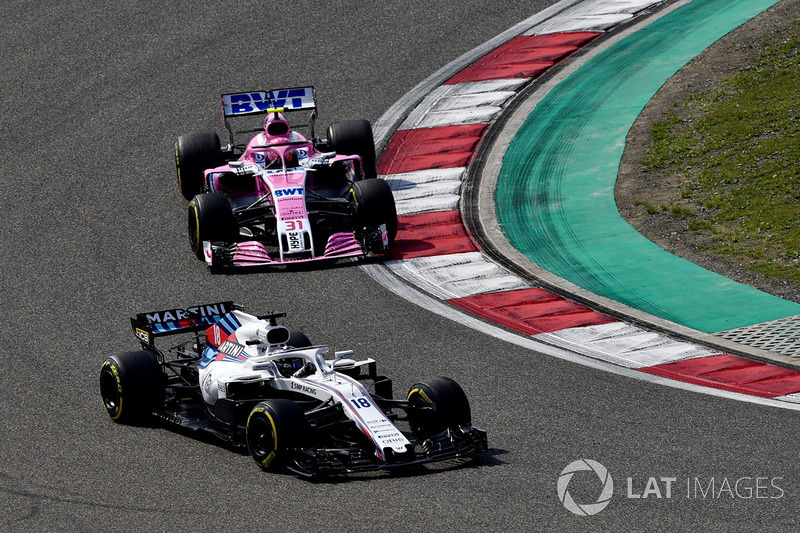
left=2, top=1, right=800, bottom=531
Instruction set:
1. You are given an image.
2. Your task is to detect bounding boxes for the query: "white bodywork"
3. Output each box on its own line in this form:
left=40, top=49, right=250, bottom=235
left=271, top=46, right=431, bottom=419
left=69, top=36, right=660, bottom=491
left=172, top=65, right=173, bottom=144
left=198, top=312, right=411, bottom=456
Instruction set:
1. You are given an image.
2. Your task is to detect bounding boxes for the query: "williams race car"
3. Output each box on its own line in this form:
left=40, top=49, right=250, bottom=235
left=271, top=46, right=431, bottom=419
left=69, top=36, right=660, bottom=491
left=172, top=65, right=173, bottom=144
left=175, top=86, right=398, bottom=269
left=99, top=302, right=488, bottom=477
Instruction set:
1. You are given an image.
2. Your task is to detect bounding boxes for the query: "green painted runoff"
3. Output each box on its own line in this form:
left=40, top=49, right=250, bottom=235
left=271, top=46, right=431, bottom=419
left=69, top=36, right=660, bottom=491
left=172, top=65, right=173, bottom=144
left=495, top=0, right=800, bottom=333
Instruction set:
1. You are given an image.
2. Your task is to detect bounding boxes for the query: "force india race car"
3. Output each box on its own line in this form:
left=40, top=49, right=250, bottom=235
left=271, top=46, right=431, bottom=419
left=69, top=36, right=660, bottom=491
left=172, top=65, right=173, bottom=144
left=99, top=302, right=488, bottom=476
left=174, top=86, right=398, bottom=269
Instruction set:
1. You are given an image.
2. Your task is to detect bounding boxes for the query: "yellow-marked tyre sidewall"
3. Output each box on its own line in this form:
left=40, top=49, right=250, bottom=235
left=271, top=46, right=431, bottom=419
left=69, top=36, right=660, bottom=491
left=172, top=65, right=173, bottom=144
left=100, top=360, right=124, bottom=420
left=246, top=405, right=279, bottom=470
left=245, top=399, right=310, bottom=472
left=186, top=193, right=237, bottom=261
left=407, top=386, right=433, bottom=405
left=406, top=377, right=471, bottom=441
left=188, top=198, right=203, bottom=259
left=98, top=351, right=162, bottom=424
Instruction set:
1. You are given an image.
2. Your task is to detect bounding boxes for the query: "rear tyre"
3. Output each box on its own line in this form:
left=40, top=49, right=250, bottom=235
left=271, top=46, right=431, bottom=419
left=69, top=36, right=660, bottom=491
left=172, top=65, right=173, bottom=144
left=406, top=377, right=471, bottom=441
left=188, top=193, right=238, bottom=260
left=351, top=179, right=398, bottom=246
left=176, top=132, right=223, bottom=200
left=327, top=120, right=378, bottom=179
left=99, top=350, right=163, bottom=424
left=246, top=399, right=310, bottom=471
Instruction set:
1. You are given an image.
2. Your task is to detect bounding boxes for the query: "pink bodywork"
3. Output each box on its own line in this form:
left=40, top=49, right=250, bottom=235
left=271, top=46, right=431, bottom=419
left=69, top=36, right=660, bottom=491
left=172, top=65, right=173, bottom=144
left=200, top=113, right=366, bottom=266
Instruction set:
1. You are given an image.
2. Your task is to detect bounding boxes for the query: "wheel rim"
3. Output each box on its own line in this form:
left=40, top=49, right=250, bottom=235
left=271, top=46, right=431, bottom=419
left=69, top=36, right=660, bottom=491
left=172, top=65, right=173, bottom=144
left=247, top=415, right=276, bottom=464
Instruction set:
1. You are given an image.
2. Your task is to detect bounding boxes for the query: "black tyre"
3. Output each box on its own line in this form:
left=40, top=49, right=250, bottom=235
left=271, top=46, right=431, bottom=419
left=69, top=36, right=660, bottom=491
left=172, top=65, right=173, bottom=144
left=188, top=193, right=238, bottom=260
left=287, top=330, right=312, bottom=348
left=246, top=399, right=310, bottom=471
left=99, top=350, right=163, bottom=424
left=406, top=377, right=472, bottom=441
left=351, top=179, right=398, bottom=243
left=327, top=120, right=378, bottom=180
left=176, top=132, right=223, bottom=200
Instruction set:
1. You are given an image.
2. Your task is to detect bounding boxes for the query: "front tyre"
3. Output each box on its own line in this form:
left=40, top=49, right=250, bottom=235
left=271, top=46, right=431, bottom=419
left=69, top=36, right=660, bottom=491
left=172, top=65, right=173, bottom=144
left=327, top=120, right=378, bottom=179
left=175, top=132, right=223, bottom=200
left=188, top=193, right=238, bottom=260
left=99, top=350, right=163, bottom=423
left=406, top=377, right=471, bottom=442
left=246, top=399, right=310, bottom=471
left=350, top=179, right=398, bottom=249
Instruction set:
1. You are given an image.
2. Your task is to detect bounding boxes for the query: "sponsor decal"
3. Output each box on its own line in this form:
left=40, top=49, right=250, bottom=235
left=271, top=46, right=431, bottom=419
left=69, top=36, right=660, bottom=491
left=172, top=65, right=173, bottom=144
left=135, top=328, right=150, bottom=344
left=286, top=231, right=303, bottom=251
left=274, top=187, right=304, bottom=198
left=224, top=88, right=314, bottom=115
left=377, top=435, right=406, bottom=444
left=145, top=303, right=228, bottom=324
left=219, top=340, right=245, bottom=358
left=290, top=381, right=317, bottom=395
left=279, top=208, right=306, bottom=218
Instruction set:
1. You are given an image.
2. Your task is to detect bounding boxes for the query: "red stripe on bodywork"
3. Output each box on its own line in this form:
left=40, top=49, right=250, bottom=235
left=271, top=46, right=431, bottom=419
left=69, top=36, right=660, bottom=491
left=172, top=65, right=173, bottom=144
left=378, top=124, right=488, bottom=175
left=390, top=211, right=478, bottom=260
left=446, top=32, right=601, bottom=84
left=641, top=354, right=800, bottom=398
left=449, top=288, right=616, bottom=335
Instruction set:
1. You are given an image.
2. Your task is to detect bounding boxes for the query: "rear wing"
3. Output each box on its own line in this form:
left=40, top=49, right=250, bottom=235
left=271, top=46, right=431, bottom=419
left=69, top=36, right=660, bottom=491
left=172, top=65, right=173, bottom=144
left=131, top=301, right=238, bottom=347
left=220, top=86, right=317, bottom=145
left=221, top=86, right=316, bottom=117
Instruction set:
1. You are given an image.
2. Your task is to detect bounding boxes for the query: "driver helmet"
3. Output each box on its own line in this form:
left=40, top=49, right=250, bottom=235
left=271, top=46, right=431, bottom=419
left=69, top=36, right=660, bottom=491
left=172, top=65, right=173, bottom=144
left=284, top=149, right=301, bottom=168
left=274, top=357, right=305, bottom=377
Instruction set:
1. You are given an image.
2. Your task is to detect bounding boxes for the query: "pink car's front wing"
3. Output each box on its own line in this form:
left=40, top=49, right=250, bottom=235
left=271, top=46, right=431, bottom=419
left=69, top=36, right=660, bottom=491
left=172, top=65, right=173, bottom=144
left=205, top=232, right=365, bottom=267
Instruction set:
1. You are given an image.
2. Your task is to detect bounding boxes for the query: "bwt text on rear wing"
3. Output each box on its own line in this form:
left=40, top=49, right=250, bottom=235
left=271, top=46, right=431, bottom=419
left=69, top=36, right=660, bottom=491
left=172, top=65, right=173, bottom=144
left=220, top=86, right=317, bottom=144
left=130, top=301, right=238, bottom=347
left=221, top=86, right=317, bottom=118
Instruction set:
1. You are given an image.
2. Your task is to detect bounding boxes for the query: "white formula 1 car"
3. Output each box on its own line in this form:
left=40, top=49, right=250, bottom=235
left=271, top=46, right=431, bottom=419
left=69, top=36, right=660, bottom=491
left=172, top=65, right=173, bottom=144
left=99, top=302, right=487, bottom=476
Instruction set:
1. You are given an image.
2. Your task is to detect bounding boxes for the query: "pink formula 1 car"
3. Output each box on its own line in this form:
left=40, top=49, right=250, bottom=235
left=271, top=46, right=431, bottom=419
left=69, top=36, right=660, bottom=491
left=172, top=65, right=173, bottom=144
left=175, top=86, right=397, bottom=269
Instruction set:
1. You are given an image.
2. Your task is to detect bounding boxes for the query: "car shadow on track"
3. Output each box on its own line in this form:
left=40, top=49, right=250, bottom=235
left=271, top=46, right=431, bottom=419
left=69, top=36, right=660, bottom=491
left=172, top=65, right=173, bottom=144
left=298, top=448, right=510, bottom=485
left=121, top=416, right=508, bottom=482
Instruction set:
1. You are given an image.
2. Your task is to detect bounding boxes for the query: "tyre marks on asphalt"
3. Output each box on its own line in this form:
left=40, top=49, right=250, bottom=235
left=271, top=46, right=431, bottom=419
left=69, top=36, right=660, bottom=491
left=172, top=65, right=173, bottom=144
left=391, top=211, right=478, bottom=260
left=446, top=32, right=599, bottom=84
left=375, top=0, right=800, bottom=406
left=641, top=355, right=800, bottom=399
left=450, top=288, right=616, bottom=335
left=379, top=124, right=488, bottom=175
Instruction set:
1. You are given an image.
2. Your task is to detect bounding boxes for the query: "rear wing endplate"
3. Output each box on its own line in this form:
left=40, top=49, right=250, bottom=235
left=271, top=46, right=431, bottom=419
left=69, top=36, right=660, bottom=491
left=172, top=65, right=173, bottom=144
left=131, top=301, right=238, bottom=347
